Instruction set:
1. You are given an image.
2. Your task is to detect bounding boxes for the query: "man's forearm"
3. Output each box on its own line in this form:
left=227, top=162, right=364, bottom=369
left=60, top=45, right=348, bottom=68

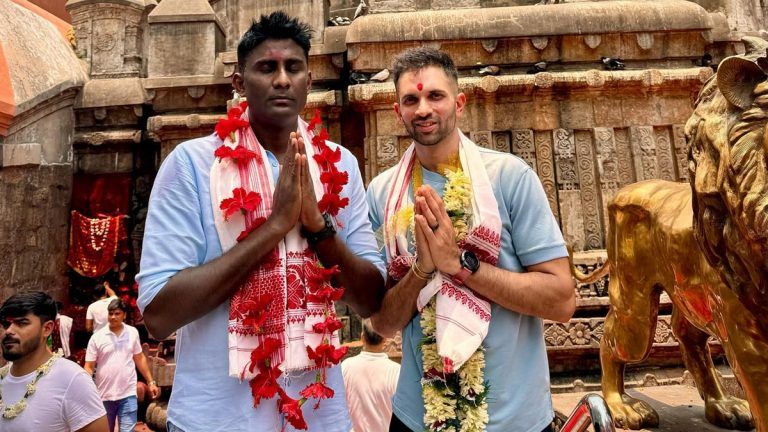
left=313, top=236, right=385, bottom=317
left=143, top=218, right=289, bottom=339
left=370, top=270, right=428, bottom=337
left=464, top=257, right=576, bottom=322
left=134, top=354, right=154, bottom=383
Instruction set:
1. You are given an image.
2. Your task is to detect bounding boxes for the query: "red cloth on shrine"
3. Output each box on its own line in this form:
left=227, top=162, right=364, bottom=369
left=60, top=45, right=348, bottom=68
left=67, top=210, right=126, bottom=277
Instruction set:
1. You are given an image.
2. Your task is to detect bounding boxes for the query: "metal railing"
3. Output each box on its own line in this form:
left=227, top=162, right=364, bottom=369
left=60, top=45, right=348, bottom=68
left=560, top=393, right=615, bottom=432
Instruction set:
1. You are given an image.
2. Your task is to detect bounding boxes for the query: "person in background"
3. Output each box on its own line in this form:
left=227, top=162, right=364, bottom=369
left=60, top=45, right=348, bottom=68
left=84, top=299, right=160, bottom=432
left=0, top=291, right=108, bottom=432
left=341, top=319, right=400, bottom=432
left=85, top=281, right=116, bottom=333
left=51, top=301, right=73, bottom=358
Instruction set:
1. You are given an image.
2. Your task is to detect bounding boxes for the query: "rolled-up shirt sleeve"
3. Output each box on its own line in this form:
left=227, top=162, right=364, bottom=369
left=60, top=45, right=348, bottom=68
left=136, top=147, right=207, bottom=313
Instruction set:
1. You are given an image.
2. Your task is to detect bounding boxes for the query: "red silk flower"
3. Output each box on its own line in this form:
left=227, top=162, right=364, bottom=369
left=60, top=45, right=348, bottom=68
left=220, top=188, right=261, bottom=220
left=279, top=395, right=308, bottom=430
left=306, top=285, right=344, bottom=304
left=308, top=109, right=322, bottom=132
left=306, top=343, right=348, bottom=366
left=318, top=193, right=349, bottom=217
left=215, top=117, right=249, bottom=140
left=312, top=144, right=340, bottom=170
left=249, top=337, right=281, bottom=372
left=312, top=315, right=343, bottom=334
left=320, top=170, right=348, bottom=195
left=249, top=365, right=283, bottom=405
left=299, top=382, right=335, bottom=400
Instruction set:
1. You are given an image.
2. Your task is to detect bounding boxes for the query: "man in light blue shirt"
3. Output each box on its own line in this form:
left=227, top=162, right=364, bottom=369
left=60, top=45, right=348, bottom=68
left=137, top=11, right=385, bottom=432
left=366, top=47, right=576, bottom=432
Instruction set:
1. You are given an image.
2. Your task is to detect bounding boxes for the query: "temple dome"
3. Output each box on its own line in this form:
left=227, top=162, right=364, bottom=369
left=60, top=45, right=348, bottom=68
left=0, top=0, right=88, bottom=135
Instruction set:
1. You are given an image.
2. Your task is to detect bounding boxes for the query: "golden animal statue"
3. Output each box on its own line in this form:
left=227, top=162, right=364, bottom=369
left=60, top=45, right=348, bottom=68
left=573, top=37, right=768, bottom=431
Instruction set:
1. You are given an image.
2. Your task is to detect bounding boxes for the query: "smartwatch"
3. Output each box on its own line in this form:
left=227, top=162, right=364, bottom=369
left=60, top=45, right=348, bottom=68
left=301, top=213, right=336, bottom=246
left=450, top=250, right=480, bottom=286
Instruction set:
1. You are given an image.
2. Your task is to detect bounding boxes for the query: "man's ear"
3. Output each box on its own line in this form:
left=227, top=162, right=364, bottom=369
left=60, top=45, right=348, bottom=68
left=42, top=320, right=54, bottom=339
left=455, top=92, right=467, bottom=117
left=307, top=70, right=313, bottom=92
left=394, top=102, right=403, bottom=123
left=232, top=70, right=245, bottom=95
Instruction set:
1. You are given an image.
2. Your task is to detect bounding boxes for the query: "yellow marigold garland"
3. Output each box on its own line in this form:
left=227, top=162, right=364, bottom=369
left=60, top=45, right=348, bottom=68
left=418, top=162, right=488, bottom=432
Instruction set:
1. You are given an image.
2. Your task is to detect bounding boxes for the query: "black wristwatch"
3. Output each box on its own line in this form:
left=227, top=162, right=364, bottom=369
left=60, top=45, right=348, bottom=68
left=301, top=213, right=336, bottom=246
left=451, top=250, right=480, bottom=286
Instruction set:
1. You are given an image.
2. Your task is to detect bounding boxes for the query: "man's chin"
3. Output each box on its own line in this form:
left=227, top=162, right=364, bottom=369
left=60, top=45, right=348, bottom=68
left=2, top=349, right=22, bottom=361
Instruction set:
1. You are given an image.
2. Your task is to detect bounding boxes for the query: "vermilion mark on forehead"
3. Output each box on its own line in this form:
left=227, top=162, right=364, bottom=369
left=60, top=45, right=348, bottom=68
left=417, top=83, right=423, bottom=91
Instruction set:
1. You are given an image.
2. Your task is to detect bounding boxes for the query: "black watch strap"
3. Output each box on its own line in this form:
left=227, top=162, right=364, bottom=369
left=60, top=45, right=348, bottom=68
left=302, top=213, right=336, bottom=246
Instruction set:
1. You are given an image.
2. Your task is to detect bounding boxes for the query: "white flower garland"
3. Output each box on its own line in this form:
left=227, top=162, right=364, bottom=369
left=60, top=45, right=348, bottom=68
left=0, top=352, right=62, bottom=420
left=394, top=162, right=489, bottom=432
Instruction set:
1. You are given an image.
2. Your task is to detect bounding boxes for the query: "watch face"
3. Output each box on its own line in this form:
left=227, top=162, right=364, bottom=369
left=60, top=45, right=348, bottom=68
left=461, top=250, right=480, bottom=272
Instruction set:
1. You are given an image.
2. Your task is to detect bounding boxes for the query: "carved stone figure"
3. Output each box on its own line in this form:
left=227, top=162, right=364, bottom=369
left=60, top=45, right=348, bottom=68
left=575, top=38, right=768, bottom=431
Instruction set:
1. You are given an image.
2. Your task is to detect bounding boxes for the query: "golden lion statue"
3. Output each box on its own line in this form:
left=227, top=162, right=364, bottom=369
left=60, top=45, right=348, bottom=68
left=575, top=37, right=768, bottom=431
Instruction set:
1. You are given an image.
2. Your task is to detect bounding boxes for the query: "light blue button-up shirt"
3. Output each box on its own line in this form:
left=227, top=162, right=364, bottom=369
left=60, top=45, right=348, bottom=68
left=137, top=133, right=384, bottom=432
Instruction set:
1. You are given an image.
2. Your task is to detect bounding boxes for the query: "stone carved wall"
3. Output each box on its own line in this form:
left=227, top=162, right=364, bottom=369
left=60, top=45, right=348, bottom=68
left=67, top=0, right=147, bottom=79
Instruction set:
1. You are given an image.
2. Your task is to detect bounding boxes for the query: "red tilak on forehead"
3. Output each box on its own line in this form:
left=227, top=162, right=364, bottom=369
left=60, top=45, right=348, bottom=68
left=417, top=83, right=423, bottom=91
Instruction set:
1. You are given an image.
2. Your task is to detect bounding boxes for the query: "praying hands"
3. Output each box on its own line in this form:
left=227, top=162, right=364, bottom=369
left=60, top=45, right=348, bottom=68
left=413, top=185, right=462, bottom=276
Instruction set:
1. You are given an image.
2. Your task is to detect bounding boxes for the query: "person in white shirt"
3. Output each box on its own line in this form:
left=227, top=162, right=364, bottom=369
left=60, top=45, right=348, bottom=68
left=85, top=281, right=117, bottom=333
left=0, top=291, right=108, bottom=432
left=53, top=301, right=74, bottom=358
left=341, top=319, right=400, bottom=432
left=85, top=299, right=160, bottom=432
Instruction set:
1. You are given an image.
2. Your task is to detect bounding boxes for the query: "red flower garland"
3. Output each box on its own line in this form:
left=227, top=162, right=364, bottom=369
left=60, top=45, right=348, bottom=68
left=214, top=104, right=350, bottom=429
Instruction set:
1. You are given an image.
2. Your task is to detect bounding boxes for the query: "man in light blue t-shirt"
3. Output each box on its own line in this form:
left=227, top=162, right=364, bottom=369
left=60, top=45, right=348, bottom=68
left=366, top=47, right=576, bottom=432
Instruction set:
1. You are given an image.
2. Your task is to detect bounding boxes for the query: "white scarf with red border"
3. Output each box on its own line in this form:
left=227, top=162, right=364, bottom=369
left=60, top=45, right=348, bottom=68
left=210, top=110, right=341, bottom=379
left=383, top=131, right=501, bottom=369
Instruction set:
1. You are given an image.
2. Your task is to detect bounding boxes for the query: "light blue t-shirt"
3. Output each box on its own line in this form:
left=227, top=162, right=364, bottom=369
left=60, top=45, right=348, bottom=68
left=137, top=133, right=385, bottom=432
left=366, top=147, right=567, bottom=432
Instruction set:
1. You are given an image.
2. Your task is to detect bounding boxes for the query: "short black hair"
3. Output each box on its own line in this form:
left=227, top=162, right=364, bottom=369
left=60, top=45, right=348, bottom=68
left=107, top=298, right=129, bottom=314
left=0, top=291, right=57, bottom=324
left=361, top=319, right=384, bottom=346
left=237, top=10, right=313, bottom=71
left=392, top=47, right=459, bottom=90
left=93, top=281, right=106, bottom=298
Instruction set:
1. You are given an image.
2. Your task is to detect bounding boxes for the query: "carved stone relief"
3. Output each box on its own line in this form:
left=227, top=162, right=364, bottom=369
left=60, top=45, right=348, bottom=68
left=654, top=126, right=676, bottom=181
left=534, top=130, right=560, bottom=222
left=613, top=128, right=636, bottom=187
left=470, top=130, right=493, bottom=150
left=554, top=129, right=585, bottom=250
left=575, top=130, right=603, bottom=249
left=492, top=131, right=511, bottom=154
left=630, top=126, right=658, bottom=181
left=376, top=136, right=399, bottom=174
left=512, top=129, right=537, bottom=170
left=594, top=127, right=619, bottom=232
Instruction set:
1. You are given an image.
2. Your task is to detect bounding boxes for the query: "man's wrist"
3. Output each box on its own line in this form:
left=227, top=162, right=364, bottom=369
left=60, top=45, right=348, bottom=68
left=304, top=213, right=326, bottom=234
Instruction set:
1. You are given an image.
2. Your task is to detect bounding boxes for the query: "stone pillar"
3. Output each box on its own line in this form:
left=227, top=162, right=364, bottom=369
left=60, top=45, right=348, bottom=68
left=66, top=0, right=148, bottom=79
left=147, top=0, right=223, bottom=78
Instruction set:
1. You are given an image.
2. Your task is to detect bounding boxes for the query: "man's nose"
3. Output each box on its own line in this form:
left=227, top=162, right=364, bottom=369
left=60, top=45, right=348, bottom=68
left=273, top=67, right=290, bottom=88
left=414, top=97, right=431, bottom=117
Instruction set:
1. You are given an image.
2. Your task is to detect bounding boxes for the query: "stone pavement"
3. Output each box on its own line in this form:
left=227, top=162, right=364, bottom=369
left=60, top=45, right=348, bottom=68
left=552, top=384, right=755, bottom=432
